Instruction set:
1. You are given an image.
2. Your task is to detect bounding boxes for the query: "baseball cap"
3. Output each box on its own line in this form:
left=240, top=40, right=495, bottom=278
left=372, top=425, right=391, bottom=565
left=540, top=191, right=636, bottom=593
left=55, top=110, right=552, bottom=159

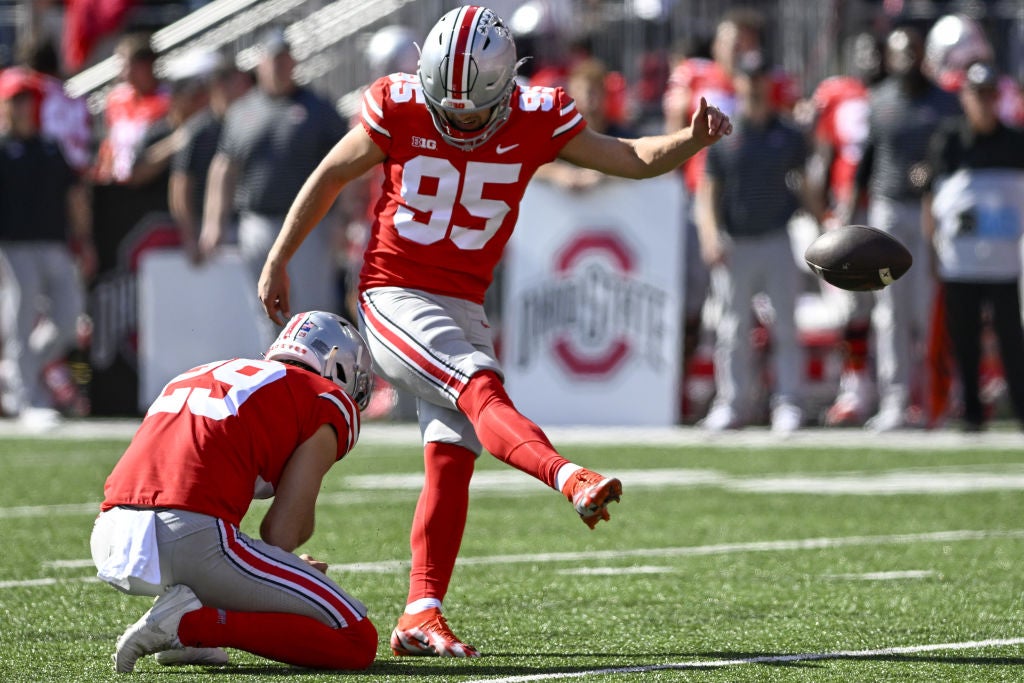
left=258, top=27, right=292, bottom=58
left=0, top=67, right=42, bottom=100
left=964, top=61, right=998, bottom=89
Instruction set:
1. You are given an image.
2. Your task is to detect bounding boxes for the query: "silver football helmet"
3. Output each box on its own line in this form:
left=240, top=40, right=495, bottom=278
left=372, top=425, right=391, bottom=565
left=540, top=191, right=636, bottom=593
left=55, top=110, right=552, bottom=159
left=265, top=311, right=373, bottom=410
left=365, top=25, right=419, bottom=77
left=417, top=5, right=520, bottom=150
left=924, top=14, right=994, bottom=86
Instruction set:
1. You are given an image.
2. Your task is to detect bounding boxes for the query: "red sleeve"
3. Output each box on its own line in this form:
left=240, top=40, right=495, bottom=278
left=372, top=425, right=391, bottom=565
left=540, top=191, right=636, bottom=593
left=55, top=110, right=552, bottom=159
left=360, top=75, right=395, bottom=153
left=547, top=86, right=586, bottom=151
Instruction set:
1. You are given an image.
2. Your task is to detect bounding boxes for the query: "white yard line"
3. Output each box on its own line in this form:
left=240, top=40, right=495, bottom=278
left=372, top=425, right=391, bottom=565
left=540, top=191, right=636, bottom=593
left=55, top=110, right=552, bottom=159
left=0, top=419, right=1020, bottom=450
left=16, top=466, right=1024, bottom=520
left=11, top=529, right=1024, bottom=590
left=325, top=528, right=1024, bottom=574
left=464, top=637, right=1024, bottom=682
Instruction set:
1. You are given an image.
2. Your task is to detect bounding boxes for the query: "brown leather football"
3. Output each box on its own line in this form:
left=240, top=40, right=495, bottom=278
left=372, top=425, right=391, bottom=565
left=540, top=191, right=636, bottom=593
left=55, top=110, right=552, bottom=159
left=804, top=225, right=913, bottom=291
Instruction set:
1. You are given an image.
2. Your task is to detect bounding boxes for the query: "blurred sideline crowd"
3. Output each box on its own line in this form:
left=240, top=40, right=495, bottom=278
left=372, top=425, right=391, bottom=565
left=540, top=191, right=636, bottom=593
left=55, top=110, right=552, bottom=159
left=0, top=2, right=1022, bottom=434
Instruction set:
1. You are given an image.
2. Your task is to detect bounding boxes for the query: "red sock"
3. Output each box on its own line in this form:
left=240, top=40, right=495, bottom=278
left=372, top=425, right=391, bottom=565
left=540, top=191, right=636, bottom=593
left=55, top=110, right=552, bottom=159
left=407, top=442, right=475, bottom=604
left=178, top=607, right=376, bottom=670
left=456, top=370, right=569, bottom=489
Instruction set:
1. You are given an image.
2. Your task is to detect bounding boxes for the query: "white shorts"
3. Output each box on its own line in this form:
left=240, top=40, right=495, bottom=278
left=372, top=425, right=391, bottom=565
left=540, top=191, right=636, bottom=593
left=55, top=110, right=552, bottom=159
left=357, top=287, right=502, bottom=454
left=90, top=507, right=367, bottom=628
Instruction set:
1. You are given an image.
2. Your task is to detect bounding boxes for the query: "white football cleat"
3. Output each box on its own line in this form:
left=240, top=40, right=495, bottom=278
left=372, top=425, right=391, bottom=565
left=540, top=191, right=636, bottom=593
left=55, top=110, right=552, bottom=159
left=770, top=403, right=802, bottom=435
left=114, top=584, right=202, bottom=673
left=154, top=647, right=229, bottom=666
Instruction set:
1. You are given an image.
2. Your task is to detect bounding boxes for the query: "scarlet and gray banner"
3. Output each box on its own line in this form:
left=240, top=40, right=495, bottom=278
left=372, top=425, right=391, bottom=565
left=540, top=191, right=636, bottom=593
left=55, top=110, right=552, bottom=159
left=503, top=176, right=686, bottom=426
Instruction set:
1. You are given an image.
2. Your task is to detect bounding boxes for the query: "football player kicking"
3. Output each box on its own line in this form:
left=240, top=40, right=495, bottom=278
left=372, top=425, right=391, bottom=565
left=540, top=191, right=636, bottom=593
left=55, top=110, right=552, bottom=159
left=90, top=312, right=376, bottom=673
left=258, top=5, right=732, bottom=658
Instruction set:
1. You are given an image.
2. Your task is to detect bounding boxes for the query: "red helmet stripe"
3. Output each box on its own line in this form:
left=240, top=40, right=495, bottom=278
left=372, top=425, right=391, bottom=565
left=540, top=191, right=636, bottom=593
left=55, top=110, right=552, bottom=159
left=448, top=5, right=483, bottom=99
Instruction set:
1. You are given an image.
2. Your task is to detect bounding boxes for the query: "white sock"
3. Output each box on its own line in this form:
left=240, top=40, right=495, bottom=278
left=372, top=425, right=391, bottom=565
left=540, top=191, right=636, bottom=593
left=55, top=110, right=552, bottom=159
left=405, top=598, right=443, bottom=615
left=555, top=464, right=582, bottom=493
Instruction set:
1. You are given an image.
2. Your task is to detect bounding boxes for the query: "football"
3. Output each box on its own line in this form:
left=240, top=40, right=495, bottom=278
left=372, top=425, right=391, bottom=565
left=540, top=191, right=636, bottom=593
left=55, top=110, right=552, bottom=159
left=803, top=224, right=913, bottom=291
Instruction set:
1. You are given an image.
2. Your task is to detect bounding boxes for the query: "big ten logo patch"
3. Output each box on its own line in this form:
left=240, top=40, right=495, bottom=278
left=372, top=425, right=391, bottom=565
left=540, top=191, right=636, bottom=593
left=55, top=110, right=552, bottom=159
left=412, top=136, right=437, bottom=150
left=514, top=231, right=669, bottom=379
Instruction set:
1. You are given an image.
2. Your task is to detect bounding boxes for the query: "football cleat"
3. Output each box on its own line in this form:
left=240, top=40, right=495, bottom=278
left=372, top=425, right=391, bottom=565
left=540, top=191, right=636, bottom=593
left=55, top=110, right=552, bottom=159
left=113, top=584, right=202, bottom=673
left=154, top=647, right=229, bottom=666
left=390, top=608, right=480, bottom=658
left=561, top=468, right=622, bottom=529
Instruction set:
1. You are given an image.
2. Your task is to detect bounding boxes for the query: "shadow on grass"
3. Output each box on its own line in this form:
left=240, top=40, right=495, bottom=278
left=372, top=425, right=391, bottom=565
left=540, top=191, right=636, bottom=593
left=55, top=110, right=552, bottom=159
left=188, top=650, right=1024, bottom=677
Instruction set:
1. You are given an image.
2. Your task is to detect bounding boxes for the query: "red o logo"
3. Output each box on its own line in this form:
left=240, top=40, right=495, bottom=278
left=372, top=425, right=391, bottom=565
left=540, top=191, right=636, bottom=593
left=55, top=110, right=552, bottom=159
left=552, top=232, right=633, bottom=378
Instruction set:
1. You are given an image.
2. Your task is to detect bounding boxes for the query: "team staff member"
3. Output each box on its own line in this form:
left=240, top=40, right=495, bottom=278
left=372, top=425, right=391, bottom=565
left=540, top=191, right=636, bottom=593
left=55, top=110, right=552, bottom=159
left=848, top=26, right=961, bottom=431
left=202, top=28, right=346, bottom=340
left=923, top=61, right=1024, bottom=431
left=0, top=68, right=94, bottom=424
left=695, top=52, right=809, bottom=434
left=91, top=312, right=376, bottom=672
left=257, top=5, right=731, bottom=658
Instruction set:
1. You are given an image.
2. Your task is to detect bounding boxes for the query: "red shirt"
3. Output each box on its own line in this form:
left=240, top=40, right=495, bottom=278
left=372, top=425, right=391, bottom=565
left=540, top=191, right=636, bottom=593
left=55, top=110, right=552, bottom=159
left=812, top=75, right=870, bottom=205
left=102, top=359, right=360, bottom=526
left=93, top=82, right=170, bottom=183
left=359, top=74, right=586, bottom=303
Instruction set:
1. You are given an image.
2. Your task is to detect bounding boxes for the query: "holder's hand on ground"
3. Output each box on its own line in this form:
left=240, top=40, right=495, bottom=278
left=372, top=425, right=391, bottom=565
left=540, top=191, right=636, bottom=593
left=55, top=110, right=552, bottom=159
left=300, top=553, right=328, bottom=574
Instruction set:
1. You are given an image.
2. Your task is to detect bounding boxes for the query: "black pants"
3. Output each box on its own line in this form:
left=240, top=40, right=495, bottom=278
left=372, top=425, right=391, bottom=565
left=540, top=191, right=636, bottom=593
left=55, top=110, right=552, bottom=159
left=943, top=280, right=1024, bottom=426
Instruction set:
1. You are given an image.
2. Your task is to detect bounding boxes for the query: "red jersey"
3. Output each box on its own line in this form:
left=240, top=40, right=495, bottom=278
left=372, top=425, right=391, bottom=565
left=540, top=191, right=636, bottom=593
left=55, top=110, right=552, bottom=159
left=93, top=82, right=170, bottom=183
left=359, top=74, right=586, bottom=303
left=663, top=57, right=800, bottom=192
left=812, top=75, right=870, bottom=205
left=102, top=359, right=360, bottom=526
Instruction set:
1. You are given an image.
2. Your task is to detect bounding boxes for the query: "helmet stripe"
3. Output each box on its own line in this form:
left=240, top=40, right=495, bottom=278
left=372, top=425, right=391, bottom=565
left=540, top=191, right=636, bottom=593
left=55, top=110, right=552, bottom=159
left=449, top=5, right=482, bottom=99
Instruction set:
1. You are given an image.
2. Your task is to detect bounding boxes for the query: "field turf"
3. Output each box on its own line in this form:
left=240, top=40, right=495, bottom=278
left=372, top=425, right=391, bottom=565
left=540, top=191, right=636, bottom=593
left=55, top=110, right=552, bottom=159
left=1, top=424, right=1023, bottom=681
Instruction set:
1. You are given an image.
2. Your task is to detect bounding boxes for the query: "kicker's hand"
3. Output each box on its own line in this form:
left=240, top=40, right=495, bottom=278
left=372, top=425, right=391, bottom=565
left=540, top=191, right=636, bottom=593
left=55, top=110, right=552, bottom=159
left=691, top=97, right=733, bottom=147
left=258, top=262, right=291, bottom=326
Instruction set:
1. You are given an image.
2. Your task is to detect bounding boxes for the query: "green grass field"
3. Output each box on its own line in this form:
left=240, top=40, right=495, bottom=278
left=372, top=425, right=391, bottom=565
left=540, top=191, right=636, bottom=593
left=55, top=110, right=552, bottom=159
left=2, top=425, right=1024, bottom=682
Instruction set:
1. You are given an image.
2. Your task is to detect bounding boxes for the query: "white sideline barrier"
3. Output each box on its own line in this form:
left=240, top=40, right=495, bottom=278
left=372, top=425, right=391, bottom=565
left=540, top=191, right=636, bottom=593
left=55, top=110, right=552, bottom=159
left=137, top=249, right=274, bottom=411
left=503, top=176, right=685, bottom=426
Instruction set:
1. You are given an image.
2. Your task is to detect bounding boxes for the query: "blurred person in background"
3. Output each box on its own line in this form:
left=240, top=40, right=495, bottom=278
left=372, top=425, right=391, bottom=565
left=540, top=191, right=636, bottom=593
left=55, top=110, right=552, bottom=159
left=19, top=36, right=93, bottom=174
left=695, top=51, right=809, bottom=435
left=91, top=311, right=376, bottom=672
left=92, top=33, right=170, bottom=186
left=846, top=25, right=961, bottom=432
left=0, top=68, right=93, bottom=427
left=923, top=14, right=1024, bottom=128
left=806, top=31, right=886, bottom=426
left=162, top=52, right=252, bottom=262
left=533, top=57, right=635, bottom=191
left=256, top=5, right=730, bottom=657
left=923, top=61, right=1024, bottom=432
left=662, top=8, right=799, bottom=421
left=201, top=28, right=346, bottom=346
left=127, top=59, right=213, bottom=191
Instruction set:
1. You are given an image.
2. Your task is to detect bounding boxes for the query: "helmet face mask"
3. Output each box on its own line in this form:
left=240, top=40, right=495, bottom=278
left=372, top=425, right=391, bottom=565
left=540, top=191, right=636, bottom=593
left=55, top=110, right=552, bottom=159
left=265, top=311, right=374, bottom=410
left=417, top=5, right=519, bottom=151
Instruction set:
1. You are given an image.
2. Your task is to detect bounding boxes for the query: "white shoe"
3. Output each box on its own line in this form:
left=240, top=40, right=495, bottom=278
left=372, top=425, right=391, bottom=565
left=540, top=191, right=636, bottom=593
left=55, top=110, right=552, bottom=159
left=18, top=407, right=62, bottom=432
left=825, top=371, right=873, bottom=426
left=865, top=406, right=906, bottom=433
left=114, top=585, right=202, bottom=673
left=699, top=404, right=741, bottom=431
left=771, top=403, right=802, bottom=435
left=154, top=647, right=228, bottom=666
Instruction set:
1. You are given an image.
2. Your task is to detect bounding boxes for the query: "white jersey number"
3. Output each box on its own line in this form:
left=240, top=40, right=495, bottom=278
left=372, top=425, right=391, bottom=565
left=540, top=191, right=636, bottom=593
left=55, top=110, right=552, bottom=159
left=393, top=156, right=522, bottom=250
left=148, top=359, right=285, bottom=421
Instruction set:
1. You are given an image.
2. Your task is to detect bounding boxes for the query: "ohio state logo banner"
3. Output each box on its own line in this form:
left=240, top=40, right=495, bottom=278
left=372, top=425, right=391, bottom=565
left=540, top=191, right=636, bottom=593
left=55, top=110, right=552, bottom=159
left=504, top=176, right=685, bottom=426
